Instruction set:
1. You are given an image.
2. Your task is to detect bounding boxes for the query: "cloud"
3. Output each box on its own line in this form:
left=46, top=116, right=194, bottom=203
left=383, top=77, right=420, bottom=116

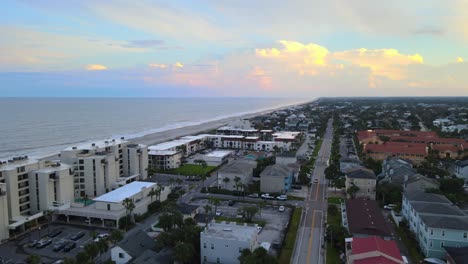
left=124, top=39, right=165, bottom=48
left=174, top=62, right=184, bottom=68
left=86, top=64, right=108, bottom=71
left=457, top=57, right=464, bottom=63
left=148, top=63, right=168, bottom=69
left=411, top=27, right=444, bottom=36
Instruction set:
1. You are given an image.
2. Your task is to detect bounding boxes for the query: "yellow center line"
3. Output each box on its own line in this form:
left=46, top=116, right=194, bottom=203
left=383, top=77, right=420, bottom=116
left=306, top=210, right=317, bottom=264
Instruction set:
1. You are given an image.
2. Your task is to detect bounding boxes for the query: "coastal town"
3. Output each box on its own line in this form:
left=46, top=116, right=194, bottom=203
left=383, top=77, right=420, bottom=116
left=1, top=98, right=468, bottom=264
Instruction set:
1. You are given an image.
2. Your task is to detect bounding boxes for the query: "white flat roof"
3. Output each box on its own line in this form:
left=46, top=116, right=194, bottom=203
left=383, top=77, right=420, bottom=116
left=93, top=181, right=156, bottom=203
left=220, top=135, right=244, bottom=139
left=149, top=140, right=185, bottom=151
left=202, top=221, right=257, bottom=241
left=205, top=150, right=232, bottom=158
left=0, top=158, right=38, bottom=171
left=64, top=138, right=128, bottom=151
left=148, top=150, right=179, bottom=156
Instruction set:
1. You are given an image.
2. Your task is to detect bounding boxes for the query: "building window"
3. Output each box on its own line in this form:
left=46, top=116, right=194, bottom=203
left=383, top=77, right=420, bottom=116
left=203, top=256, right=207, bottom=263
left=442, top=230, right=445, bottom=236
left=430, top=229, right=433, bottom=235
left=217, top=258, right=220, bottom=264
left=441, top=242, right=444, bottom=248
left=203, top=243, right=206, bottom=248
left=211, top=244, right=214, bottom=249
left=464, top=233, right=467, bottom=238
left=119, top=253, right=125, bottom=258
left=429, top=241, right=432, bottom=247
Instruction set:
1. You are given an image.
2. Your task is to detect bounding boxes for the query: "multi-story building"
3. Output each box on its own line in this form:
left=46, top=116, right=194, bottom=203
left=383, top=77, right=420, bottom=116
left=345, top=168, right=377, bottom=200
left=260, top=164, right=293, bottom=194
left=379, top=157, right=417, bottom=185
left=148, top=150, right=183, bottom=170
left=0, top=157, right=74, bottom=239
left=0, top=183, right=9, bottom=243
left=217, top=160, right=256, bottom=191
left=402, top=191, right=468, bottom=259
left=200, top=221, right=259, bottom=264
left=60, top=139, right=148, bottom=198
left=454, top=160, right=468, bottom=183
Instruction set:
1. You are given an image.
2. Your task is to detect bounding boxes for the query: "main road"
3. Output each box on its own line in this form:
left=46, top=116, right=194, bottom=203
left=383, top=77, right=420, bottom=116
left=292, top=118, right=333, bottom=264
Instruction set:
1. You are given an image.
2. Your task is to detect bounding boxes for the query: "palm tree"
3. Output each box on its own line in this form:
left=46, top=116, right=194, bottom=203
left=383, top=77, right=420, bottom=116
left=233, top=176, right=241, bottom=193
left=26, top=255, right=41, bottom=264
left=122, top=198, right=135, bottom=230
left=96, top=239, right=109, bottom=263
left=148, top=188, right=157, bottom=203
left=62, top=257, right=76, bottom=264
left=84, top=243, right=99, bottom=262
left=174, top=242, right=195, bottom=264
left=209, top=197, right=221, bottom=216
left=156, top=184, right=162, bottom=201
left=43, top=209, right=53, bottom=235
left=109, top=229, right=123, bottom=244
left=203, top=204, right=212, bottom=225
left=222, top=177, right=230, bottom=189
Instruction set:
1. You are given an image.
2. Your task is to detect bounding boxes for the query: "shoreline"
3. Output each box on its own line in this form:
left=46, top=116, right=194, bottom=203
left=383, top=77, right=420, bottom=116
left=33, top=98, right=316, bottom=161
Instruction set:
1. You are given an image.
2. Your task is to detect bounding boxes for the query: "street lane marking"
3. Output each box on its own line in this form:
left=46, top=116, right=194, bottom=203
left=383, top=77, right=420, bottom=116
left=306, top=210, right=317, bottom=264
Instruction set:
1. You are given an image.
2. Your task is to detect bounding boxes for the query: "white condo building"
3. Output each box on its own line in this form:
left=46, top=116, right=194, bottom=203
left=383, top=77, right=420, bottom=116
left=60, top=139, right=148, bottom=198
left=200, top=221, right=259, bottom=264
left=0, top=157, right=74, bottom=241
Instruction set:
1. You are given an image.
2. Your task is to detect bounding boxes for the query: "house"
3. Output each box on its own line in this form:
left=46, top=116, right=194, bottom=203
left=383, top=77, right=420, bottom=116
left=345, top=168, right=377, bottom=200
left=176, top=203, right=200, bottom=219
left=217, top=160, right=257, bottom=191
left=402, top=190, right=468, bottom=258
left=339, top=158, right=363, bottom=173
left=454, top=160, right=468, bottom=183
left=260, top=164, right=293, bottom=194
left=344, top=199, right=392, bottom=239
left=111, top=230, right=156, bottom=264
left=379, top=158, right=417, bottom=185
left=345, top=236, right=404, bottom=264
left=445, top=246, right=468, bottom=264
left=275, top=151, right=297, bottom=166
left=200, top=221, right=259, bottom=264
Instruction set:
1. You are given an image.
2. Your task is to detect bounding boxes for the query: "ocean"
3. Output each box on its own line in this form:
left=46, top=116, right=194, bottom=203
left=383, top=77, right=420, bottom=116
left=0, top=97, right=307, bottom=159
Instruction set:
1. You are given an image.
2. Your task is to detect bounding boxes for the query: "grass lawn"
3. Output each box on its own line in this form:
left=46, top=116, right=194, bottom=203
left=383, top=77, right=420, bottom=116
left=327, top=205, right=341, bottom=226
left=394, top=224, right=424, bottom=263
left=327, top=197, right=343, bottom=205
left=279, top=207, right=302, bottom=264
left=326, top=241, right=341, bottom=264
left=164, top=164, right=216, bottom=176
left=287, top=195, right=305, bottom=201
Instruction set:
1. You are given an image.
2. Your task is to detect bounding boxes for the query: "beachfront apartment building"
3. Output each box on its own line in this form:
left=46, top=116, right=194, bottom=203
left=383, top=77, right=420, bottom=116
left=0, top=157, right=75, bottom=241
left=148, top=150, right=183, bottom=170
left=60, top=138, right=148, bottom=198
left=402, top=191, right=468, bottom=259
left=200, top=221, right=259, bottom=264
left=0, top=183, right=9, bottom=243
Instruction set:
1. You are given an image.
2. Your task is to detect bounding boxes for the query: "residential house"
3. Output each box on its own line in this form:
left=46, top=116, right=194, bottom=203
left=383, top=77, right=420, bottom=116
left=111, top=230, right=156, bottom=264
left=217, top=160, right=257, bottom=191
left=176, top=203, right=200, bottom=220
left=345, top=168, right=377, bottom=200
left=200, top=221, right=259, bottom=264
left=339, top=158, right=363, bottom=173
left=402, top=190, right=468, bottom=259
left=345, top=236, right=404, bottom=264
left=454, top=160, right=468, bottom=183
left=343, top=199, right=392, bottom=239
left=260, top=164, right=293, bottom=194
left=379, top=158, right=417, bottom=185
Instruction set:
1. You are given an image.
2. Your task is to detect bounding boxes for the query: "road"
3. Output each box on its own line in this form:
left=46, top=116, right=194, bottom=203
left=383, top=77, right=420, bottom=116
left=292, top=119, right=333, bottom=264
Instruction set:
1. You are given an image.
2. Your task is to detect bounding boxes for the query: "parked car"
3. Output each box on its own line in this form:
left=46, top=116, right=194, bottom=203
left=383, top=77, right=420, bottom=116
left=48, top=229, right=62, bottom=238
left=248, top=193, right=259, bottom=198
left=278, top=206, right=285, bottom=212
left=70, top=231, right=85, bottom=241
left=53, top=240, right=67, bottom=252
left=185, top=176, right=190, bottom=181
left=276, top=195, right=287, bottom=201
left=94, top=233, right=109, bottom=242
left=215, top=210, right=222, bottom=216
left=256, top=226, right=263, bottom=233
left=292, top=185, right=302, bottom=190
left=228, top=200, right=235, bottom=206
left=261, top=194, right=275, bottom=200
left=36, top=239, right=52, bottom=249
left=63, top=241, right=76, bottom=252
left=384, top=204, right=397, bottom=210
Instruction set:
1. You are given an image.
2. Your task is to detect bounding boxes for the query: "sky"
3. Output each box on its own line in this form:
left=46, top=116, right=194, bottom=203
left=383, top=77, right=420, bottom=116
left=1, top=0, right=468, bottom=97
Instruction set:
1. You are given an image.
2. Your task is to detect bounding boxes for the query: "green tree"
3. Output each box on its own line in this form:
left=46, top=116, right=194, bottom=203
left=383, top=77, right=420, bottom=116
left=75, top=251, right=89, bottom=263
left=203, top=205, right=212, bottom=225
left=122, top=198, right=135, bottom=230
left=96, top=239, right=109, bottom=263
left=347, top=184, right=360, bottom=199
left=109, top=229, right=123, bottom=243
left=26, top=255, right=41, bottom=264
left=89, top=230, right=98, bottom=241
left=238, top=247, right=278, bottom=264
left=174, top=242, right=196, bottom=264
left=210, top=197, right=221, bottom=215
left=63, top=257, right=76, bottom=264
left=84, top=242, right=99, bottom=261
left=238, top=206, right=258, bottom=222
left=148, top=188, right=158, bottom=203
left=222, top=177, right=230, bottom=189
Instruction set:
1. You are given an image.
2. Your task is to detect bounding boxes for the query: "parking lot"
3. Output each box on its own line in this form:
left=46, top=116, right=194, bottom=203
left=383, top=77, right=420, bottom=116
left=192, top=198, right=291, bottom=255
left=0, top=224, right=108, bottom=264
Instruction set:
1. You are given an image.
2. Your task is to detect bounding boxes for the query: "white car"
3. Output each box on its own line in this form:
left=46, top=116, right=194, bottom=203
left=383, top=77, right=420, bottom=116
left=94, top=233, right=109, bottom=242
left=278, top=206, right=285, bottom=212
left=256, top=226, right=263, bottom=233
left=215, top=210, right=223, bottom=216
left=276, top=195, right=287, bottom=201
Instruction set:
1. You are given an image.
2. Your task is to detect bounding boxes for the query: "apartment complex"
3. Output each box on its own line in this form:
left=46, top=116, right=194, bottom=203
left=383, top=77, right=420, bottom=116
left=60, top=139, right=148, bottom=198
left=402, top=191, right=468, bottom=258
left=260, top=164, right=293, bottom=194
left=357, top=129, right=468, bottom=163
left=0, top=157, right=74, bottom=240
left=345, top=168, right=377, bottom=200
left=200, top=221, right=259, bottom=264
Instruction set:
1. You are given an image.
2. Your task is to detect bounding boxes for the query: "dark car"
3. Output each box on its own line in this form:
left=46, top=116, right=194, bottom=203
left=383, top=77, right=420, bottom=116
left=228, top=200, right=235, bottom=206
left=53, top=241, right=67, bottom=252
left=70, top=231, right=85, bottom=241
left=48, top=229, right=62, bottom=238
left=292, top=185, right=302, bottom=190
left=63, top=241, right=76, bottom=252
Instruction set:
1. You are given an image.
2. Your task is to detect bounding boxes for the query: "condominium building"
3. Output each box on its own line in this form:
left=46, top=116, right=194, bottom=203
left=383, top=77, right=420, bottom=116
left=148, top=150, right=183, bottom=170
left=402, top=191, right=468, bottom=258
left=200, top=221, right=259, bottom=264
left=60, top=139, right=148, bottom=198
left=0, top=183, right=9, bottom=243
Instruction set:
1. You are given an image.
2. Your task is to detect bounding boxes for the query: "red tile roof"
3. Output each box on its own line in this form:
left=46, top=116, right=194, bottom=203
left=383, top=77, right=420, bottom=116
left=375, top=129, right=437, bottom=138
left=355, top=256, right=401, bottom=264
left=364, top=142, right=427, bottom=156
left=432, top=144, right=459, bottom=153
left=352, top=236, right=403, bottom=262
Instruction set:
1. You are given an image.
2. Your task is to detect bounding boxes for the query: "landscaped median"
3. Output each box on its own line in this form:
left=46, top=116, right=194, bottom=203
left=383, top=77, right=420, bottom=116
left=278, top=207, right=302, bottom=264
